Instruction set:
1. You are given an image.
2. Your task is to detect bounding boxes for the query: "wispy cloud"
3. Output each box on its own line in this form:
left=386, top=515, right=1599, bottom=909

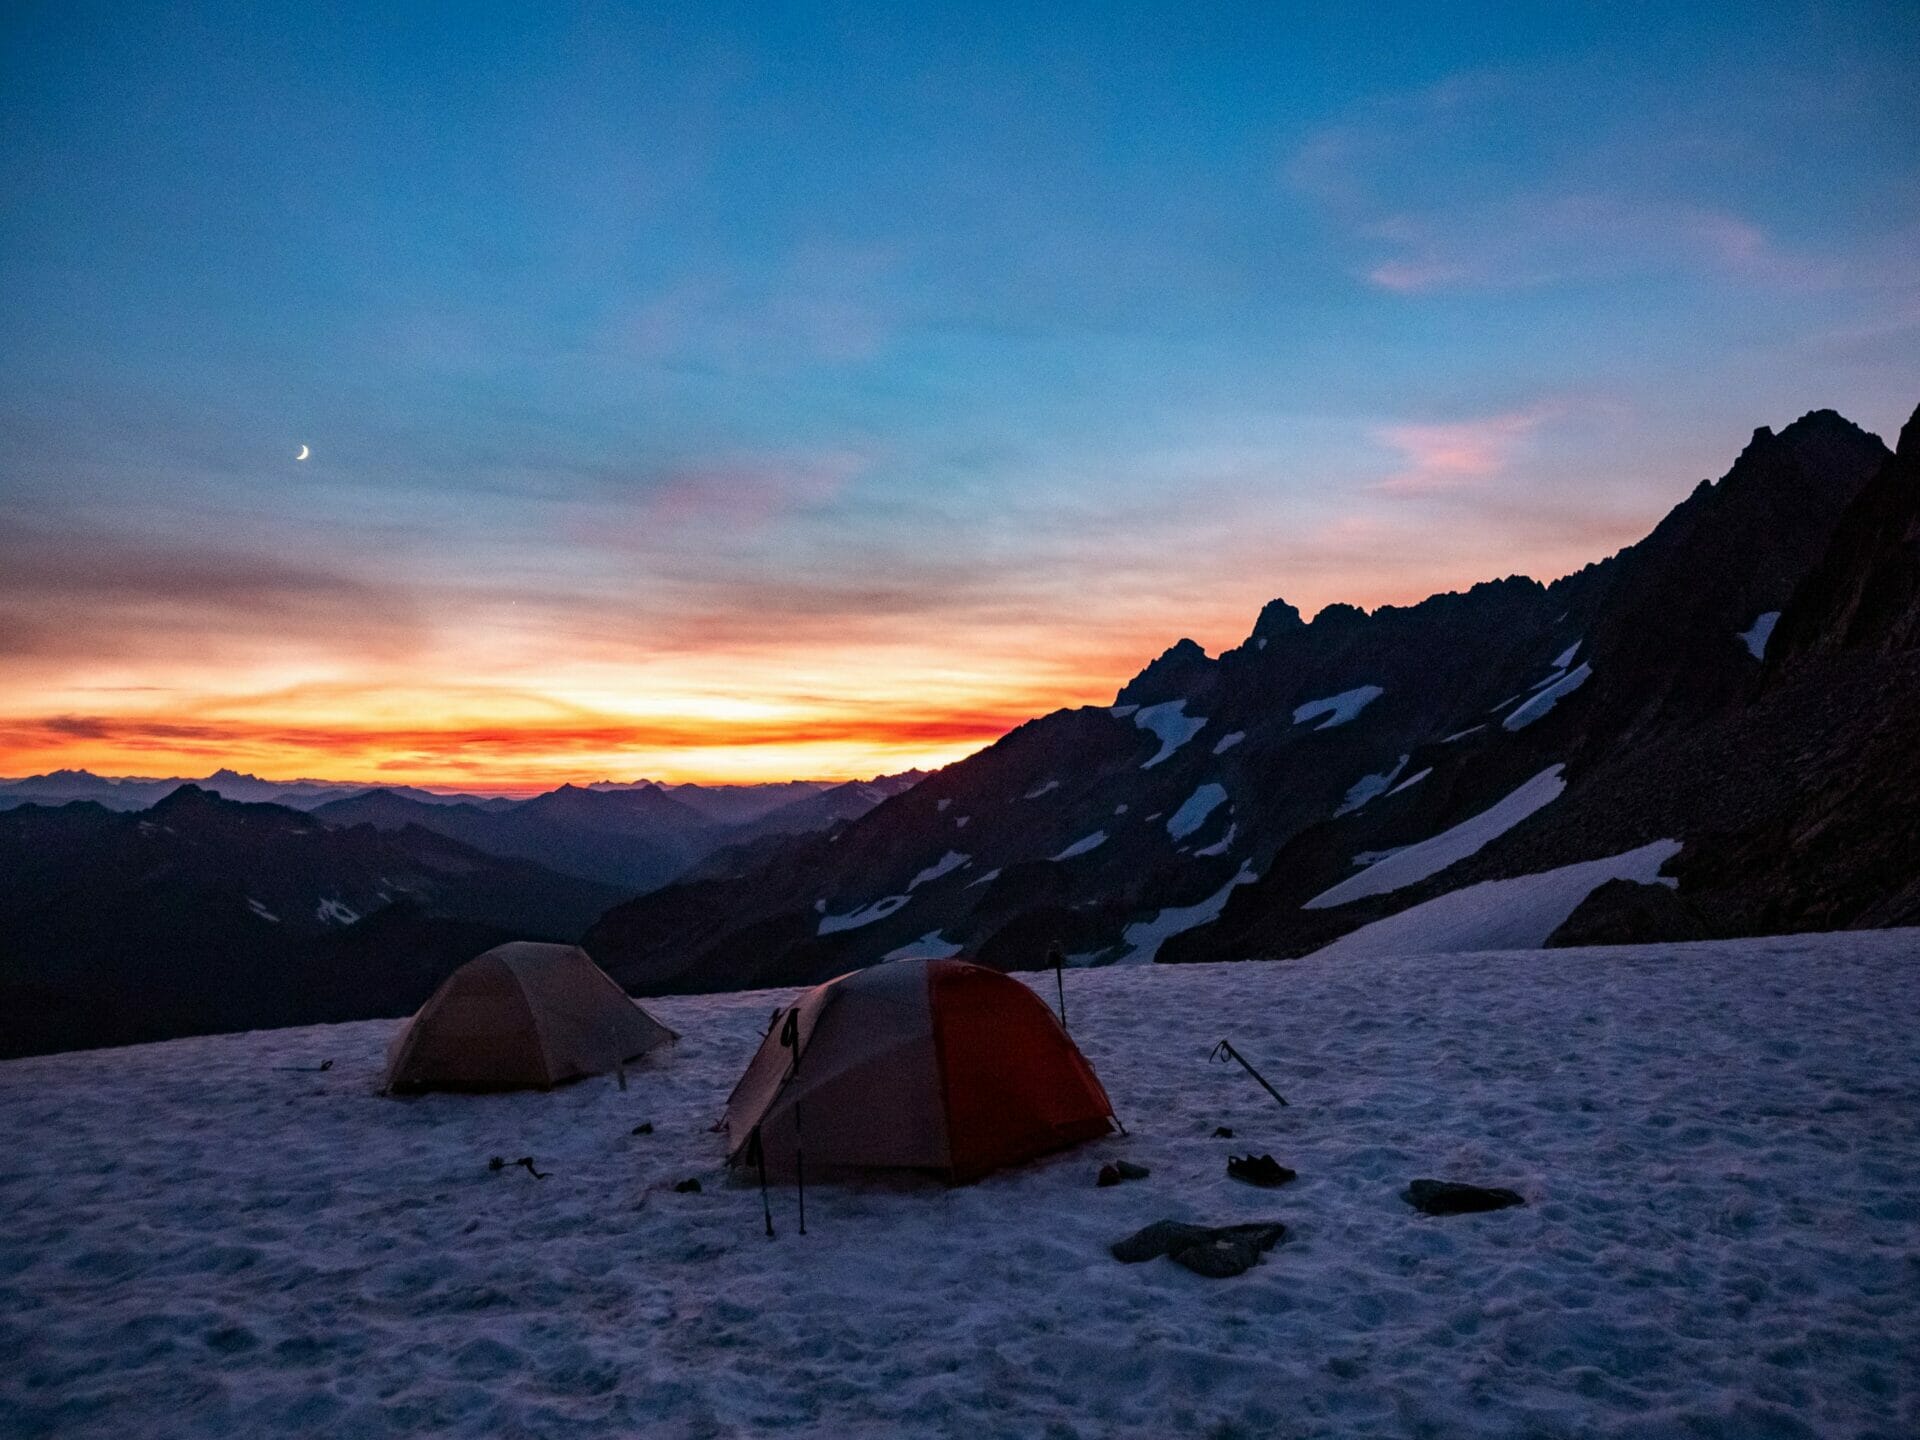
left=1286, top=65, right=1893, bottom=298
left=1371, top=404, right=1562, bottom=494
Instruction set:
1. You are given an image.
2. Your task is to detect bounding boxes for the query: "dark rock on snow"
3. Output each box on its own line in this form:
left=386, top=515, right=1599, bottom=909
left=1403, top=1179, right=1526, bottom=1215
left=1111, top=1219, right=1288, bottom=1277
left=1227, top=1154, right=1297, bottom=1188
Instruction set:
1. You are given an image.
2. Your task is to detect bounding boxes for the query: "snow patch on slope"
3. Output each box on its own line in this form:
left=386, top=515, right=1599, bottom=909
left=818, top=894, right=911, bottom=935
left=1738, top=611, right=1781, bottom=660
left=1193, top=823, right=1237, bottom=857
left=882, top=931, right=964, bottom=961
left=1387, top=767, right=1431, bottom=796
left=1132, top=700, right=1207, bottom=768
left=1503, top=663, right=1591, bottom=731
left=1306, top=765, right=1567, bottom=910
left=1211, top=730, right=1245, bottom=755
left=1307, top=840, right=1681, bottom=960
left=246, top=899, right=280, bottom=923
left=315, top=897, right=360, bottom=926
left=908, top=851, right=970, bottom=890
left=1022, top=779, right=1060, bottom=800
left=1292, top=685, right=1383, bottom=730
left=1114, top=864, right=1257, bottom=964
left=1335, top=755, right=1407, bottom=816
left=1166, top=784, right=1228, bottom=840
left=1051, top=831, right=1107, bottom=861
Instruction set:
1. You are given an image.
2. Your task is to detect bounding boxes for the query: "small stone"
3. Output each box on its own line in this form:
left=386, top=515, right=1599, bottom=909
left=1212, top=1126, right=1235, bottom=1138
left=673, top=1177, right=702, bottom=1194
left=1097, top=1164, right=1124, bottom=1188
left=631, top=1122, right=654, bottom=1135
left=1113, top=1160, right=1150, bottom=1180
left=1403, top=1178, right=1525, bottom=1215
left=1227, top=1154, right=1296, bottom=1188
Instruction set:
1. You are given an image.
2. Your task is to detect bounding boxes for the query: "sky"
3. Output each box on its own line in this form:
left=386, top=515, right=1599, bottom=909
left=2, top=1, right=1916, bottom=788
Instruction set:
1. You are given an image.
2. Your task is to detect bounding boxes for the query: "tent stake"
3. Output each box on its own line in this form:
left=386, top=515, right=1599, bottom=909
left=1210, top=1039, right=1290, bottom=1107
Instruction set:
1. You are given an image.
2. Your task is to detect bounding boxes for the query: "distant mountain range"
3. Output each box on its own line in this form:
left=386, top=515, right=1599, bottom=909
left=0, top=768, right=893, bottom=819
left=0, top=769, right=923, bottom=1057
left=582, top=403, right=1920, bottom=994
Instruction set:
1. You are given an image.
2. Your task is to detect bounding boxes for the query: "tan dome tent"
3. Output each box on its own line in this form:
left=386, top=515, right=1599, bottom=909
left=385, top=942, right=675, bottom=1094
left=725, top=957, right=1115, bottom=1184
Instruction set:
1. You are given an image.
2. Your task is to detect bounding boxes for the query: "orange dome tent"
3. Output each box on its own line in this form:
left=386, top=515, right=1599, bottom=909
left=725, top=957, right=1115, bottom=1184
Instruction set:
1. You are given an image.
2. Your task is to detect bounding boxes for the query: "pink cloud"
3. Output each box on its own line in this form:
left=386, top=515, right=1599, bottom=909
left=1372, top=405, right=1562, bottom=495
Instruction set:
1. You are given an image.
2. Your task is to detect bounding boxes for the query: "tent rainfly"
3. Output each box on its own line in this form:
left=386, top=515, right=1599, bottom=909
left=385, top=942, right=675, bottom=1094
left=725, top=957, right=1115, bottom=1184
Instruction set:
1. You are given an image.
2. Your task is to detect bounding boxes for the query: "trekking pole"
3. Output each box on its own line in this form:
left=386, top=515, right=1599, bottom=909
left=780, top=1008, right=809, bottom=1236
left=1210, top=1039, right=1289, bottom=1107
left=749, top=1127, right=775, bottom=1238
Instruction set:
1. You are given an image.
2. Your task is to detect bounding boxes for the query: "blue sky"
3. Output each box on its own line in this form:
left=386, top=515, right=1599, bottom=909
left=1, top=1, right=1916, bottom=782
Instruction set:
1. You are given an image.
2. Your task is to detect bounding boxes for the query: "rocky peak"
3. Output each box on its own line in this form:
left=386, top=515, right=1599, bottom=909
left=1115, top=637, right=1212, bottom=706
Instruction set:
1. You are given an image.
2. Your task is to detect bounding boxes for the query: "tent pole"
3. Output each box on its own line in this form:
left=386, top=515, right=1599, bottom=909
left=1049, top=943, right=1068, bottom=1032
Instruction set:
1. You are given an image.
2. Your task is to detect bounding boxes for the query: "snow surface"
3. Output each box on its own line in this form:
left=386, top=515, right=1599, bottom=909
left=964, top=868, right=1000, bottom=889
left=880, top=931, right=964, bottom=962
left=1292, top=685, right=1383, bottom=731
left=935, top=798, right=951, bottom=813
left=315, top=897, right=360, bottom=926
left=1211, top=730, right=1245, bottom=755
left=1113, top=864, right=1258, bottom=965
left=1551, top=640, right=1581, bottom=669
left=1502, top=663, right=1591, bottom=731
left=906, top=851, right=969, bottom=891
left=1131, top=701, right=1207, bottom=768
left=1165, top=784, right=1228, bottom=840
left=1334, top=756, right=1407, bottom=817
left=816, top=894, right=912, bottom=935
left=1739, top=610, right=1781, bottom=661
left=1306, top=766, right=1567, bottom=910
left=1442, top=724, right=1485, bottom=743
left=1309, top=840, right=1682, bottom=961
left=247, top=899, right=280, bottom=923
left=5, top=932, right=1915, bottom=1439
left=1022, top=780, right=1060, bottom=800
left=1051, top=830, right=1108, bottom=861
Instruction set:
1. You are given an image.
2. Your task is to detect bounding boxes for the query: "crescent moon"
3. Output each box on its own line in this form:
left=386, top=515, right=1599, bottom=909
left=296, top=445, right=310, bottom=461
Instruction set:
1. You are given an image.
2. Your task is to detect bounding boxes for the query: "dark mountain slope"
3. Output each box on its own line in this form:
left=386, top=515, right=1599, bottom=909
left=0, top=787, right=625, bottom=1057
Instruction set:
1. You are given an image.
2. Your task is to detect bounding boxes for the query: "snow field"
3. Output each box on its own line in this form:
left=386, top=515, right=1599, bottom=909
left=1306, top=766, right=1567, bottom=910
left=1, top=932, right=1916, bottom=1439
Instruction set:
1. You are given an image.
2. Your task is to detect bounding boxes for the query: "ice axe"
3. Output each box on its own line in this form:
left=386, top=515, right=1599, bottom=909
left=1210, top=1039, right=1289, bottom=1108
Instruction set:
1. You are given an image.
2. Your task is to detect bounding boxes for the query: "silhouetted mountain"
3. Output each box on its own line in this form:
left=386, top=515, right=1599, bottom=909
left=0, top=787, right=625, bottom=1057
left=583, top=405, right=1913, bottom=993
left=0, top=768, right=513, bottom=812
